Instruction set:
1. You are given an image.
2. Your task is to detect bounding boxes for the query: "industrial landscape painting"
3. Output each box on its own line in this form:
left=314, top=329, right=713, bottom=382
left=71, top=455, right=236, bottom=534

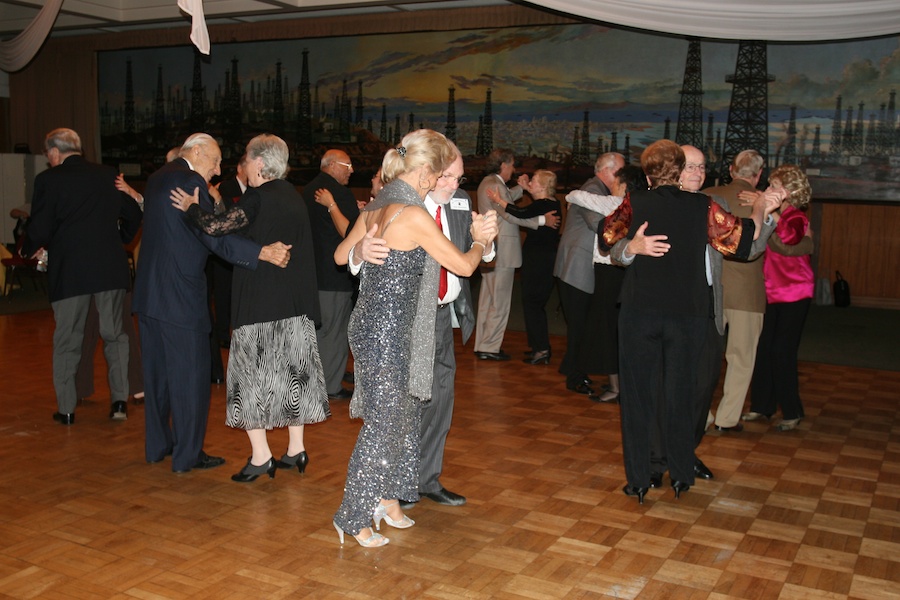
left=97, top=24, right=900, bottom=200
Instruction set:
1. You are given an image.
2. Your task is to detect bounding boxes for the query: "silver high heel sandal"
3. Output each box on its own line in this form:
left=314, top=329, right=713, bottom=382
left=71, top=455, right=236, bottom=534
left=373, top=501, right=415, bottom=531
left=333, top=521, right=389, bottom=547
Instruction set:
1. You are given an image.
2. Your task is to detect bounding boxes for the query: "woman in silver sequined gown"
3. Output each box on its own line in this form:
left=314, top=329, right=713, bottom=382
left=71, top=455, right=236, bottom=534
left=332, top=130, right=498, bottom=547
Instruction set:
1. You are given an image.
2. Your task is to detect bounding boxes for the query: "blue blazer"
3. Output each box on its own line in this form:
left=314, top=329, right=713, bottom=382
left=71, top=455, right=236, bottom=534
left=133, top=158, right=261, bottom=332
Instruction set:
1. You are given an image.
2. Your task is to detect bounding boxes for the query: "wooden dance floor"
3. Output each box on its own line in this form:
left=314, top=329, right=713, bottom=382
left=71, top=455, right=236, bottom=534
left=1, top=307, right=899, bottom=599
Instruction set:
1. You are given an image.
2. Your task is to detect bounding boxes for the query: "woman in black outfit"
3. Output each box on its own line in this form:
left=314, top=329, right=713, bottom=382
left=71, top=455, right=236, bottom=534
left=171, top=134, right=330, bottom=483
left=488, top=169, right=560, bottom=364
left=600, top=140, right=776, bottom=503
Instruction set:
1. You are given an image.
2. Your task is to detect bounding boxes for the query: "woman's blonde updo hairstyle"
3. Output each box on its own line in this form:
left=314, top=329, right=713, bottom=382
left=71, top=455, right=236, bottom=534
left=381, top=129, right=457, bottom=184
left=531, top=169, right=557, bottom=198
left=641, top=139, right=685, bottom=188
left=246, top=134, right=290, bottom=180
left=769, top=164, right=812, bottom=210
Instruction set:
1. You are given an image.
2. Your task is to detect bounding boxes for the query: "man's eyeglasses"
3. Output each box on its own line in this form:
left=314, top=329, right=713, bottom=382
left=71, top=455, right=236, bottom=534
left=684, top=163, right=706, bottom=173
left=336, top=161, right=353, bottom=170
left=440, top=174, right=467, bottom=184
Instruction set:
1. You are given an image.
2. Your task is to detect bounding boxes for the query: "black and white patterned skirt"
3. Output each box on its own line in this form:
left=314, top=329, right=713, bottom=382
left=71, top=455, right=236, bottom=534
left=225, top=315, right=330, bottom=430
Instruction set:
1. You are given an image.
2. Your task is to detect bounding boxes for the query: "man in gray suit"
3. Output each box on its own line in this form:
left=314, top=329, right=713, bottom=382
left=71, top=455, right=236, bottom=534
left=474, top=149, right=558, bottom=360
left=555, top=152, right=624, bottom=395
left=349, top=148, right=498, bottom=506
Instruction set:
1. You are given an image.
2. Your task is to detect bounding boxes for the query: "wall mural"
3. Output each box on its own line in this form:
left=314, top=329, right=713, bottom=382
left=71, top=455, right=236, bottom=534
left=97, top=24, right=900, bottom=201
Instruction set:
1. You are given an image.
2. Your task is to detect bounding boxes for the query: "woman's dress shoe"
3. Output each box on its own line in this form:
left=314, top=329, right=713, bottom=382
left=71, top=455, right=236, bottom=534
left=333, top=521, right=389, bottom=547
left=622, top=484, right=648, bottom=504
left=741, top=411, right=771, bottom=422
left=373, top=501, right=415, bottom=530
left=775, top=418, right=801, bottom=431
left=671, top=480, right=690, bottom=499
left=53, top=412, right=75, bottom=425
left=231, top=457, right=276, bottom=482
left=275, top=450, right=309, bottom=473
left=522, top=350, right=550, bottom=365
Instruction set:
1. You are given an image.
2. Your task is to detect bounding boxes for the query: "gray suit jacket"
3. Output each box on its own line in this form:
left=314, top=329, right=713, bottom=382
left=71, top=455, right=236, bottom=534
left=553, top=176, right=608, bottom=294
left=476, top=173, right=526, bottom=269
left=611, top=194, right=775, bottom=335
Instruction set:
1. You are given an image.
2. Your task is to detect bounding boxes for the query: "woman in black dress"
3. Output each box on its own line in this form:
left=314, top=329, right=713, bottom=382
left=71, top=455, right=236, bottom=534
left=488, top=169, right=561, bottom=364
left=171, top=134, right=330, bottom=483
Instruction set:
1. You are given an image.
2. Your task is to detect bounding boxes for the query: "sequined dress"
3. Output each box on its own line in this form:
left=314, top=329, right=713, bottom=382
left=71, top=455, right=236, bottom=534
left=333, top=244, right=426, bottom=535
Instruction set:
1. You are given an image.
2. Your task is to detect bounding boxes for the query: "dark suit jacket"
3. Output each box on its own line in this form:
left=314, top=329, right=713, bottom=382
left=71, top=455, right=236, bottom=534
left=443, top=189, right=477, bottom=345
left=217, top=177, right=245, bottom=205
left=132, top=158, right=261, bottom=333
left=25, top=154, right=142, bottom=302
left=302, top=171, right=360, bottom=292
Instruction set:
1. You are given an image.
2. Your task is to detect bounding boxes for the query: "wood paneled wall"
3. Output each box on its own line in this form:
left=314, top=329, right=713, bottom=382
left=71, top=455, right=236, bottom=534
left=7, top=6, right=900, bottom=305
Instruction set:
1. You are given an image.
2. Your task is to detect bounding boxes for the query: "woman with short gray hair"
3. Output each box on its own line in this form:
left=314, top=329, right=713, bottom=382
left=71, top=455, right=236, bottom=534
left=171, top=133, right=330, bottom=483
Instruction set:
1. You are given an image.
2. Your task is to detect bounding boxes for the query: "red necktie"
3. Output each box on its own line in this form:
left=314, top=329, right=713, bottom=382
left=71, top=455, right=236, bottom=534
left=435, top=205, right=448, bottom=301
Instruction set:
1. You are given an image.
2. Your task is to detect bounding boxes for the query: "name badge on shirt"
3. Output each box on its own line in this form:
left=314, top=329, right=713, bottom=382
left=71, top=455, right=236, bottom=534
left=450, top=198, right=468, bottom=211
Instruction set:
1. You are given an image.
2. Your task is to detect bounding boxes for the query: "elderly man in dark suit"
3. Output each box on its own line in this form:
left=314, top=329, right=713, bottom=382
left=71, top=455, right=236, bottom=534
left=303, top=149, right=360, bottom=400
left=25, top=128, right=143, bottom=426
left=133, top=133, right=291, bottom=473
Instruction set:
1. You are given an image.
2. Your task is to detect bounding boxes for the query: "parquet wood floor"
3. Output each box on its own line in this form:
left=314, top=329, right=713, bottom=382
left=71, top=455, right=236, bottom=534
left=1, top=308, right=898, bottom=599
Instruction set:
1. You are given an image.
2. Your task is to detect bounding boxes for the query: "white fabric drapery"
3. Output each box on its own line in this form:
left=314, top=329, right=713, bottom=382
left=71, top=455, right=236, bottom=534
left=0, top=0, right=64, bottom=73
left=526, top=0, right=900, bottom=41
left=177, top=0, right=211, bottom=55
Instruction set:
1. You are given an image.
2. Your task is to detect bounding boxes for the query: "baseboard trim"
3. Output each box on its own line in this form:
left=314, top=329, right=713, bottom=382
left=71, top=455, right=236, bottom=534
left=844, top=297, right=900, bottom=310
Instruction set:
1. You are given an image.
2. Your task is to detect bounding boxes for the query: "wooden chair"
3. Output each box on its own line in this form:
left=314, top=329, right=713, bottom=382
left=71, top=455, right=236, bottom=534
left=1, top=237, right=44, bottom=297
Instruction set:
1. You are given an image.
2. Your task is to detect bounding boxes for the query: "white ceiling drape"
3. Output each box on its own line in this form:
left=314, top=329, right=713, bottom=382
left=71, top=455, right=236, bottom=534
left=0, top=0, right=63, bottom=72
left=525, top=0, right=900, bottom=41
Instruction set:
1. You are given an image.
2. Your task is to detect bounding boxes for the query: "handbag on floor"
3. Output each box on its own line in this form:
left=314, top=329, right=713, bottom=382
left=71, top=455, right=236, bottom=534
left=833, top=271, right=851, bottom=307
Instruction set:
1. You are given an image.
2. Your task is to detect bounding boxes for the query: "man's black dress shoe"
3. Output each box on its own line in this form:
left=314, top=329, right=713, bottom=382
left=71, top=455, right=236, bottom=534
left=715, top=423, right=744, bottom=433
left=474, top=350, right=510, bottom=361
left=175, top=451, right=225, bottom=473
left=52, top=412, right=75, bottom=425
left=328, top=388, right=353, bottom=400
left=421, top=488, right=466, bottom=506
left=694, top=459, right=714, bottom=480
left=567, top=382, right=595, bottom=396
left=109, top=401, right=128, bottom=421
left=649, top=472, right=663, bottom=488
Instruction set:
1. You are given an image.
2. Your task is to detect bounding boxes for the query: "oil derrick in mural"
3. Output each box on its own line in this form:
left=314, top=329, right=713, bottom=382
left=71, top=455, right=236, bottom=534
left=124, top=59, right=135, bottom=142
left=355, top=82, right=364, bottom=128
left=445, top=86, right=457, bottom=144
left=339, top=80, right=352, bottom=139
left=475, top=116, right=484, bottom=155
left=781, top=105, right=797, bottom=166
left=394, top=114, right=401, bottom=144
left=579, top=111, right=591, bottom=164
left=272, top=61, right=285, bottom=134
left=829, top=95, right=843, bottom=158
left=153, top=66, right=166, bottom=143
left=663, top=117, right=671, bottom=140
left=224, top=58, right=242, bottom=148
left=571, top=127, right=580, bottom=161
left=722, top=41, right=774, bottom=181
left=297, top=49, right=312, bottom=149
left=408, top=113, right=415, bottom=133
left=190, top=51, right=205, bottom=132
left=675, top=39, right=704, bottom=150
left=610, top=131, right=618, bottom=154
left=623, top=134, right=631, bottom=164
left=811, top=125, right=822, bottom=163
left=476, top=89, right=493, bottom=156
left=380, top=104, right=387, bottom=141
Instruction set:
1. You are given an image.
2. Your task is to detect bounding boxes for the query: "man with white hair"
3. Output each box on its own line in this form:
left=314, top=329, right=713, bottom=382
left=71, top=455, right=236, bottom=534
left=133, top=133, right=291, bottom=473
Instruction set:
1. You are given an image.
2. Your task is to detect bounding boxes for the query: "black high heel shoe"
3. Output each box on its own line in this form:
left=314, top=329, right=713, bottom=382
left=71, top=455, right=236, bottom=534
left=231, top=457, right=276, bottom=482
left=622, top=484, right=648, bottom=504
left=275, top=451, right=309, bottom=473
left=671, top=480, right=690, bottom=499
left=522, top=349, right=551, bottom=365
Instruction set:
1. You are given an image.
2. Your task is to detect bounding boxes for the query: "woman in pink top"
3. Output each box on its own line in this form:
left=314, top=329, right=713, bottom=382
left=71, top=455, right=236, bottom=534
left=746, top=165, right=813, bottom=431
